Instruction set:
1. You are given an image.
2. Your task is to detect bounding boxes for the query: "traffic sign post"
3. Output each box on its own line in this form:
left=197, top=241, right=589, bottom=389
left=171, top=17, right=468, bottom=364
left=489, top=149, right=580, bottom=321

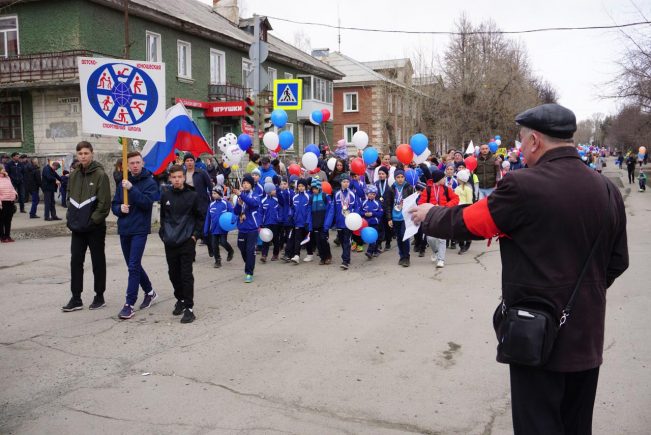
left=273, top=79, right=302, bottom=110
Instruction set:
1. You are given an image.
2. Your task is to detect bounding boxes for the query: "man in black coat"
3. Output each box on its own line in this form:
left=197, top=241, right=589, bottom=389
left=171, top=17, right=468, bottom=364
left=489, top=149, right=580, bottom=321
left=5, top=152, right=25, bottom=212
left=41, top=161, right=62, bottom=220
left=183, top=152, right=213, bottom=256
left=410, top=103, right=628, bottom=435
left=25, top=158, right=42, bottom=218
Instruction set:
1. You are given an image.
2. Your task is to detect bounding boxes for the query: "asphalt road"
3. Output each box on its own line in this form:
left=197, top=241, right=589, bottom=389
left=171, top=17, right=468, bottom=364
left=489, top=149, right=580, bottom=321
left=0, top=165, right=649, bottom=434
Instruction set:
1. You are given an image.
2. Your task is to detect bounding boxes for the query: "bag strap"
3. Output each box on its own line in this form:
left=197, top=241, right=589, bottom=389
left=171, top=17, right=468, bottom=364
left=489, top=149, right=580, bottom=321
left=560, top=179, right=611, bottom=326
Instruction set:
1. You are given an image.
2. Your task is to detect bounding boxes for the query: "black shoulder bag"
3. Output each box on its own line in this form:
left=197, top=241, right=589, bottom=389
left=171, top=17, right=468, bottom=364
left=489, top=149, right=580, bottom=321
left=493, top=182, right=610, bottom=367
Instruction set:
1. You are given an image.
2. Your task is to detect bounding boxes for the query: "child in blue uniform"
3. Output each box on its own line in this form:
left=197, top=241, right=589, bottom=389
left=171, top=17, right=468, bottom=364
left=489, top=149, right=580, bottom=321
left=286, top=178, right=313, bottom=264
left=361, top=185, right=383, bottom=259
left=203, top=186, right=235, bottom=268
left=233, top=174, right=260, bottom=283
left=277, top=177, right=294, bottom=260
left=325, top=173, right=357, bottom=270
left=260, top=183, right=281, bottom=262
left=309, top=178, right=332, bottom=265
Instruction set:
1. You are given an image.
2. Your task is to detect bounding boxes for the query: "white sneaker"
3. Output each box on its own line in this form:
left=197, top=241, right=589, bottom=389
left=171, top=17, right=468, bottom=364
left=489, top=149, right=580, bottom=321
left=303, top=255, right=313, bottom=262
left=436, top=260, right=445, bottom=268
left=291, top=255, right=300, bottom=264
left=430, top=255, right=437, bottom=263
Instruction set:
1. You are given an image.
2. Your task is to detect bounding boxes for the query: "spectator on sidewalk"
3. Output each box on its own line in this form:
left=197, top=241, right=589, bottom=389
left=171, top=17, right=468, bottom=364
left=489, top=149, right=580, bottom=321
left=0, top=167, right=18, bottom=242
left=5, top=152, right=25, bottom=213
left=26, top=158, right=42, bottom=219
left=42, top=161, right=62, bottom=221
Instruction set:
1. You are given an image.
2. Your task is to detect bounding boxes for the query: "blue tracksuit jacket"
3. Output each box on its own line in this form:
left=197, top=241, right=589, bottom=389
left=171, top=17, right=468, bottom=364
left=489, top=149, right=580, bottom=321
left=203, top=199, right=234, bottom=235
left=361, top=199, right=383, bottom=226
left=292, top=191, right=312, bottom=230
left=325, top=188, right=357, bottom=231
left=233, top=190, right=260, bottom=233
left=261, top=195, right=281, bottom=226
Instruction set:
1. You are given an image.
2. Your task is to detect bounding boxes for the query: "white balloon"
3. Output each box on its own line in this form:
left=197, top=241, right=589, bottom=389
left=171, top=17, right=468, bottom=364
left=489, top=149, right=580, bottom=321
left=327, top=157, right=337, bottom=171
left=495, top=139, right=502, bottom=146
left=413, top=148, right=431, bottom=165
left=263, top=131, right=279, bottom=151
left=217, top=136, right=230, bottom=153
left=352, top=131, right=369, bottom=150
left=225, top=132, right=238, bottom=146
left=225, top=144, right=243, bottom=165
left=302, top=153, right=318, bottom=171
left=259, top=228, right=273, bottom=242
left=344, top=213, right=363, bottom=231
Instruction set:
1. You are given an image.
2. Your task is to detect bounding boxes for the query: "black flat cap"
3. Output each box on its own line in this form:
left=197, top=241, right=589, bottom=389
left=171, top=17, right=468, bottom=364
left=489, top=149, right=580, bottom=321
left=515, top=103, right=576, bottom=139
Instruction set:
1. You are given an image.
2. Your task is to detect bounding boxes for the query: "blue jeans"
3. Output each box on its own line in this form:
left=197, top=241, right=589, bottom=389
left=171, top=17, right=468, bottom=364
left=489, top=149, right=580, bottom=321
left=238, top=231, right=258, bottom=275
left=393, top=220, right=410, bottom=260
left=479, top=187, right=495, bottom=199
left=120, top=234, right=153, bottom=306
left=29, top=191, right=39, bottom=216
left=337, top=228, right=352, bottom=264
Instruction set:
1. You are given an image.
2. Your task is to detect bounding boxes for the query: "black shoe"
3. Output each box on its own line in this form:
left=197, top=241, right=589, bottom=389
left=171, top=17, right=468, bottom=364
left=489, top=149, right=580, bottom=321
left=62, top=298, right=83, bottom=312
left=44, top=217, right=52, bottom=221
left=365, top=252, right=373, bottom=260
left=340, top=262, right=349, bottom=270
left=181, top=308, right=196, bottom=324
left=29, top=215, right=40, bottom=219
left=402, top=258, right=410, bottom=267
left=214, top=259, right=222, bottom=268
left=51, top=217, right=62, bottom=221
left=459, top=246, right=469, bottom=255
left=227, top=250, right=234, bottom=262
left=20, top=210, right=26, bottom=213
left=398, top=258, right=405, bottom=266
left=385, top=243, right=392, bottom=250
left=89, top=296, right=106, bottom=310
left=173, top=300, right=184, bottom=316
left=418, top=250, right=425, bottom=257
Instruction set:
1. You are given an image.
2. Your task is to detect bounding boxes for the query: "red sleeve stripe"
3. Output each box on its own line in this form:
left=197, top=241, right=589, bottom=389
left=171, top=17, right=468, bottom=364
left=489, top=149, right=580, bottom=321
left=462, top=198, right=502, bottom=239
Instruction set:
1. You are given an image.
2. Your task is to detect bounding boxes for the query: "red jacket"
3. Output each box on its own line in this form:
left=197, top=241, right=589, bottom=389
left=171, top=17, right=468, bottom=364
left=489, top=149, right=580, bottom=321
left=417, top=180, right=459, bottom=207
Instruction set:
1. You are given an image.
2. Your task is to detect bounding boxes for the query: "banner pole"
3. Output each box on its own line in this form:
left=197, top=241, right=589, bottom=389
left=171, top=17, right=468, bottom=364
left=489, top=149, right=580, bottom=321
left=122, top=137, right=129, bottom=205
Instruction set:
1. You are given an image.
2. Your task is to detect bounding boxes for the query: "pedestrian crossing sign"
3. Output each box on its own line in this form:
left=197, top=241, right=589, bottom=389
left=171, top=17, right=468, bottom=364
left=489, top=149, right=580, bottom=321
left=273, top=79, right=302, bottom=110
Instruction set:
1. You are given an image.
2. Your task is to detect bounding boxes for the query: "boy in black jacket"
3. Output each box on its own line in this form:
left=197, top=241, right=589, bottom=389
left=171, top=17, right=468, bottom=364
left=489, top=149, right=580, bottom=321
left=159, top=165, right=203, bottom=323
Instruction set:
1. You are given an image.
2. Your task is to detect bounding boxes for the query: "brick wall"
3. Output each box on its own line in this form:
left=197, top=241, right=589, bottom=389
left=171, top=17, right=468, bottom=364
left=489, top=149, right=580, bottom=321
left=333, top=85, right=375, bottom=155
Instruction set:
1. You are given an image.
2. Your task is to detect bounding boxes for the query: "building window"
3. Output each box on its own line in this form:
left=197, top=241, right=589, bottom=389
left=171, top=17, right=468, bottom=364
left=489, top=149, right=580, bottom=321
left=299, top=75, right=312, bottom=100
left=312, top=77, right=332, bottom=103
left=0, top=16, right=19, bottom=58
left=210, top=49, right=225, bottom=85
left=177, top=40, right=192, bottom=78
left=0, top=100, right=22, bottom=141
left=303, top=124, right=315, bottom=152
left=284, top=72, right=293, bottom=79
left=344, top=125, right=359, bottom=144
left=267, top=67, right=277, bottom=90
left=242, top=58, right=253, bottom=89
left=145, top=31, right=161, bottom=62
left=344, top=93, right=358, bottom=112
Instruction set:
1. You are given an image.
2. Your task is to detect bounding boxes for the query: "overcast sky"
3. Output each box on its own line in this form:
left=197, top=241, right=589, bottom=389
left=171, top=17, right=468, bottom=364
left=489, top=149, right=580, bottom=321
left=201, top=0, right=649, bottom=121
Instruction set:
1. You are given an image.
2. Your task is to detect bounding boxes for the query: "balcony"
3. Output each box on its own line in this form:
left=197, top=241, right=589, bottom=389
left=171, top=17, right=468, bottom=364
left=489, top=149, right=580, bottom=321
left=208, top=83, right=251, bottom=101
left=0, top=50, right=114, bottom=86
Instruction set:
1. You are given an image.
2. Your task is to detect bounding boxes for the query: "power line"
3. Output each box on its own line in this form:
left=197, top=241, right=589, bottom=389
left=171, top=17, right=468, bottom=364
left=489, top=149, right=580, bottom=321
left=0, top=0, right=25, bottom=13
left=264, top=15, right=651, bottom=36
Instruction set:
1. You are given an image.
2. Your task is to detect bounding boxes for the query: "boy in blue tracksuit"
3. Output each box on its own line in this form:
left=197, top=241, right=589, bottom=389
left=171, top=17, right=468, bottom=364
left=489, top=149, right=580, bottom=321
left=309, top=178, right=332, bottom=265
left=361, top=185, right=383, bottom=259
left=350, top=173, right=366, bottom=252
left=285, top=178, right=313, bottom=264
left=233, top=174, right=260, bottom=283
left=251, top=168, right=264, bottom=198
left=325, top=173, right=357, bottom=270
left=203, top=185, right=234, bottom=268
left=260, top=183, right=281, bottom=262
left=277, top=177, right=294, bottom=257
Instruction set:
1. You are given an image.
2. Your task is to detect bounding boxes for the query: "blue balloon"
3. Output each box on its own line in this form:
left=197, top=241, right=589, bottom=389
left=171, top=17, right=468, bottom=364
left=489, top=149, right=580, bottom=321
left=310, top=110, right=323, bottom=125
left=271, top=109, right=288, bottom=128
left=495, top=135, right=502, bottom=141
left=410, top=133, right=428, bottom=155
left=219, top=212, right=237, bottom=232
left=362, top=147, right=379, bottom=165
left=489, top=141, right=498, bottom=153
left=305, top=144, right=320, bottom=155
left=361, top=227, right=378, bottom=244
left=404, top=168, right=419, bottom=187
left=279, top=130, right=294, bottom=150
left=578, top=150, right=586, bottom=157
left=237, top=134, right=252, bottom=151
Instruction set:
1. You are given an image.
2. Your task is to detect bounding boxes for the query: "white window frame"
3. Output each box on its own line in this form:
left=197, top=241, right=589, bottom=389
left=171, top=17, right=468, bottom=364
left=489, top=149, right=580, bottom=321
left=145, top=31, right=161, bottom=62
left=344, top=92, right=358, bottom=112
left=177, top=40, right=192, bottom=79
left=344, top=124, right=359, bottom=145
left=0, top=98, right=23, bottom=142
left=0, top=15, right=19, bottom=58
left=267, top=67, right=277, bottom=90
left=242, top=58, right=253, bottom=89
left=284, top=72, right=293, bottom=79
left=209, top=48, right=226, bottom=85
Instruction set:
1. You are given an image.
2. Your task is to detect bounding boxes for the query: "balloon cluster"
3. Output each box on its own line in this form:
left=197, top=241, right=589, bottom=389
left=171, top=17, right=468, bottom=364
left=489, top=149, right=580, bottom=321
left=343, top=212, right=378, bottom=243
left=394, top=133, right=431, bottom=166
left=218, top=133, right=244, bottom=167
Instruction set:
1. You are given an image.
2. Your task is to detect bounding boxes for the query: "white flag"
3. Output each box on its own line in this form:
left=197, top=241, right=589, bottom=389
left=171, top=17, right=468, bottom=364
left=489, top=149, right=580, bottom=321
left=515, top=140, right=522, bottom=149
left=465, top=140, right=474, bottom=155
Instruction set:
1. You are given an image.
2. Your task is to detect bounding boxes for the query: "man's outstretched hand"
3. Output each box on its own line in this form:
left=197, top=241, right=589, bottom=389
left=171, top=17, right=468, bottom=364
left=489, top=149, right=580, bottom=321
left=409, top=203, right=435, bottom=225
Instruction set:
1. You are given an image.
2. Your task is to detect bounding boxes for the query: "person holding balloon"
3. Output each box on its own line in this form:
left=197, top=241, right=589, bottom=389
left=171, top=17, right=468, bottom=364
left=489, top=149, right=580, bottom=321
left=324, top=173, right=358, bottom=270
left=350, top=172, right=367, bottom=253
left=375, top=166, right=393, bottom=251
left=286, top=178, right=313, bottom=264
left=384, top=169, right=415, bottom=267
left=232, top=174, right=261, bottom=284
left=277, top=177, right=294, bottom=259
left=260, top=182, right=282, bottom=262
left=309, top=178, right=333, bottom=265
left=203, top=185, right=235, bottom=268
left=361, top=185, right=383, bottom=259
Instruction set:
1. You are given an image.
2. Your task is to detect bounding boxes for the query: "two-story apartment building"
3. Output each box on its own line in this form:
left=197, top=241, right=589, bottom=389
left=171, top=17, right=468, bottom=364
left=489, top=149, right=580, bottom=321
left=317, top=50, right=425, bottom=155
left=0, top=0, right=342, bottom=160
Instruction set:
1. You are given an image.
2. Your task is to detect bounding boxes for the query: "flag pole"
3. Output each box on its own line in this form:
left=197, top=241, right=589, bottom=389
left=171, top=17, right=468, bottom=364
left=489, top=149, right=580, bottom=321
left=121, top=137, right=129, bottom=205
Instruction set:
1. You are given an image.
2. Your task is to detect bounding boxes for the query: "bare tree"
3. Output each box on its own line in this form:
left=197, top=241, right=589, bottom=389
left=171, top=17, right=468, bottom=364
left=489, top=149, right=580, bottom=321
left=293, top=29, right=312, bottom=54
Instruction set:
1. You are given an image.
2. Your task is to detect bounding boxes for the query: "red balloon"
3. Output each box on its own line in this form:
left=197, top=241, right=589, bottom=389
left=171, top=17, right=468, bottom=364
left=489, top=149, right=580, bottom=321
left=396, top=144, right=414, bottom=165
left=321, top=108, right=331, bottom=123
left=288, top=163, right=301, bottom=176
left=274, top=145, right=281, bottom=153
left=350, top=157, right=366, bottom=175
left=309, top=167, right=320, bottom=174
left=353, top=219, right=368, bottom=236
left=321, top=181, right=332, bottom=194
left=464, top=156, right=477, bottom=172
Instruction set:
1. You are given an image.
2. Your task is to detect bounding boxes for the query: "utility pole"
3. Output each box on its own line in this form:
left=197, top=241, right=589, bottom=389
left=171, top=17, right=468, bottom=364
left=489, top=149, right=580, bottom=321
left=248, top=14, right=269, bottom=151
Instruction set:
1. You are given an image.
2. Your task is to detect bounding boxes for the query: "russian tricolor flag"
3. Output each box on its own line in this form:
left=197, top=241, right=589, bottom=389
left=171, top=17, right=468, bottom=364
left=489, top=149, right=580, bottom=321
left=142, top=103, right=212, bottom=174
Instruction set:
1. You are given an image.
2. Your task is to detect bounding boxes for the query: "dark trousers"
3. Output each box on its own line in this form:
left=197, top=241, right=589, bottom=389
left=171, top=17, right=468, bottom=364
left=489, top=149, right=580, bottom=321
left=261, top=224, right=281, bottom=257
left=458, top=239, right=472, bottom=249
left=627, top=168, right=635, bottom=184
left=43, top=191, right=58, bottom=219
left=312, top=228, right=331, bottom=260
left=29, top=191, right=39, bottom=216
left=238, top=231, right=257, bottom=275
left=120, top=234, right=152, bottom=306
left=366, top=224, right=380, bottom=255
left=510, top=365, right=600, bottom=435
left=285, top=226, right=312, bottom=258
left=70, top=226, right=106, bottom=301
left=393, top=220, right=410, bottom=260
left=0, top=201, right=15, bottom=239
left=280, top=225, right=292, bottom=254
left=60, top=189, right=67, bottom=207
left=381, top=215, right=393, bottom=247
left=414, top=227, right=427, bottom=252
left=337, top=228, right=352, bottom=264
left=164, top=239, right=195, bottom=308
left=210, top=233, right=233, bottom=261
left=12, top=181, right=24, bottom=211
left=640, top=179, right=646, bottom=191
